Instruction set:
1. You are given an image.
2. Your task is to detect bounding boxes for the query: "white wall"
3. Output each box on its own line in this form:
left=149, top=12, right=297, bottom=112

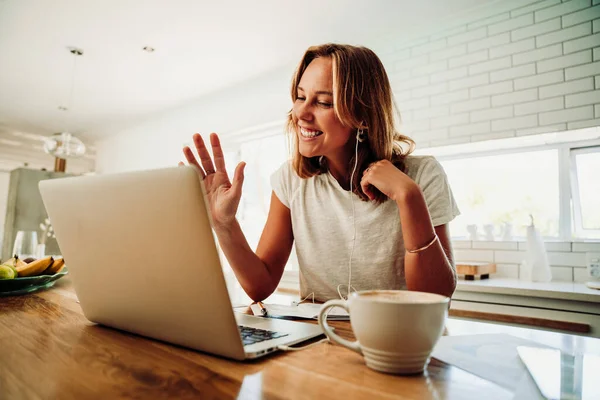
left=381, top=0, right=600, bottom=148
left=95, top=66, right=293, bottom=173
left=96, top=0, right=600, bottom=172
left=0, top=172, right=10, bottom=255
left=455, top=240, right=600, bottom=282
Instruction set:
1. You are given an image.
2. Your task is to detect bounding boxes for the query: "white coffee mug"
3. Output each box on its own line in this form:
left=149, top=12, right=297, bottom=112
left=318, top=290, right=449, bottom=375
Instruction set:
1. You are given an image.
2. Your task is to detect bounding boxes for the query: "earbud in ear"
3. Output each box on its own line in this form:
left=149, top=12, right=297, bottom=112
left=356, top=128, right=366, bottom=143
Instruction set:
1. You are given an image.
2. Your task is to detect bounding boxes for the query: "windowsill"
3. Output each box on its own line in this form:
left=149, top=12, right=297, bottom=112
left=451, top=239, right=600, bottom=244
left=456, top=278, right=600, bottom=303
left=278, top=271, right=600, bottom=302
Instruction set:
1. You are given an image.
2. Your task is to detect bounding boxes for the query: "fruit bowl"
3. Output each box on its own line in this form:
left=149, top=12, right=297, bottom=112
left=0, top=267, right=69, bottom=296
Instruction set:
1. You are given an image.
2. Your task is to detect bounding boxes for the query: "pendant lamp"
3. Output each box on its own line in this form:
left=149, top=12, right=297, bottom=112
left=44, top=47, right=87, bottom=162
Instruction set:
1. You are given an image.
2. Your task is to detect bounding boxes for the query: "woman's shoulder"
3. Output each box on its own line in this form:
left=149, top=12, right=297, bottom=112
left=273, top=159, right=326, bottom=182
left=272, top=159, right=304, bottom=187
left=402, top=155, right=446, bottom=182
left=403, top=154, right=439, bottom=171
left=273, top=159, right=297, bottom=179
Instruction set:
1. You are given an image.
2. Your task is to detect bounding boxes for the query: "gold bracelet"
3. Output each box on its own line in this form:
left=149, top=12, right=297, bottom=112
left=406, top=235, right=438, bottom=254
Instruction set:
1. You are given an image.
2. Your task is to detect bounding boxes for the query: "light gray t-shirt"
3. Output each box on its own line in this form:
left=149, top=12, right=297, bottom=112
left=270, top=155, right=460, bottom=301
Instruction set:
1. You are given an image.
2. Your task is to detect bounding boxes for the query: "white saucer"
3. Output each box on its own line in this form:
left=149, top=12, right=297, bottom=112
left=585, top=281, right=600, bottom=290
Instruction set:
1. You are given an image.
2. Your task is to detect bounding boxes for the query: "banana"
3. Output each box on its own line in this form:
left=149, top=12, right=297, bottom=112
left=44, top=258, right=65, bottom=275
left=1, top=255, right=27, bottom=277
left=16, top=256, right=54, bottom=277
left=2, top=256, right=16, bottom=265
left=3, top=255, right=27, bottom=270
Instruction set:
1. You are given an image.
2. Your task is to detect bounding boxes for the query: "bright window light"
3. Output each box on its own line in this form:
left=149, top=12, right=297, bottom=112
left=440, top=150, right=560, bottom=239
left=571, top=146, right=600, bottom=238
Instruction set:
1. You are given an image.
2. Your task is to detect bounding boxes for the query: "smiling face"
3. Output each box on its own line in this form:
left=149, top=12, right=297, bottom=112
left=291, top=57, right=353, bottom=162
left=288, top=44, right=416, bottom=202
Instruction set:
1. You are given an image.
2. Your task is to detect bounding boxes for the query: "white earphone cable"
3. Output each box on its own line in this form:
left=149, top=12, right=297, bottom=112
left=345, top=133, right=360, bottom=300
left=279, top=130, right=361, bottom=352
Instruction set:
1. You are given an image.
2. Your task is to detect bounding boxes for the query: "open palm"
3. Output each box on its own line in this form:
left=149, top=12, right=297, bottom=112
left=180, top=133, right=246, bottom=229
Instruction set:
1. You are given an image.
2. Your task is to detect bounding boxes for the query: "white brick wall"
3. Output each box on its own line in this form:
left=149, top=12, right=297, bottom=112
left=512, top=43, right=562, bottom=65
left=565, top=61, right=600, bottom=79
left=536, top=22, right=590, bottom=47
left=514, top=70, right=564, bottom=89
left=534, top=0, right=590, bottom=23
left=565, top=89, right=600, bottom=107
left=453, top=240, right=600, bottom=282
left=511, top=0, right=561, bottom=18
left=492, top=88, right=538, bottom=106
left=514, top=96, right=564, bottom=115
left=382, top=0, right=600, bottom=148
left=537, top=50, right=592, bottom=72
left=562, top=5, right=600, bottom=27
left=539, top=76, right=594, bottom=98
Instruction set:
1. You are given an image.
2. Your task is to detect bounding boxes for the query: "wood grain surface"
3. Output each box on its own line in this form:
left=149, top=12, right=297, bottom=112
left=2, top=277, right=594, bottom=400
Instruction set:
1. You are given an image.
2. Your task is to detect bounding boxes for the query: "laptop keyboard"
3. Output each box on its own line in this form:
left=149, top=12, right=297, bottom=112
left=238, top=326, right=289, bottom=346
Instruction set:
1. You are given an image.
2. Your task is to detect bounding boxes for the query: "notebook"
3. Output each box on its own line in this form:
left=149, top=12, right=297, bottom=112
left=250, top=302, right=350, bottom=320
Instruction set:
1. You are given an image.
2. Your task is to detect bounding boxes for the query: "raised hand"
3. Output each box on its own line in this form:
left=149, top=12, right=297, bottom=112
left=180, top=133, right=246, bottom=229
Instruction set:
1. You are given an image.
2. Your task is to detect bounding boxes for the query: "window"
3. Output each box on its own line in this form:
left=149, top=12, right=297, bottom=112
left=229, top=132, right=302, bottom=273
left=571, top=146, right=600, bottom=239
left=423, top=128, right=600, bottom=241
left=237, top=134, right=288, bottom=250
left=440, top=150, right=559, bottom=239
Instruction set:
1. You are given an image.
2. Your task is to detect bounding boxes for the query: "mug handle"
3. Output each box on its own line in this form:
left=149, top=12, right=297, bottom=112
left=318, top=300, right=361, bottom=354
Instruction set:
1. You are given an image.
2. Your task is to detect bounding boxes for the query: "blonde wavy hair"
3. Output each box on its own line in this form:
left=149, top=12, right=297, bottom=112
left=286, top=43, right=415, bottom=203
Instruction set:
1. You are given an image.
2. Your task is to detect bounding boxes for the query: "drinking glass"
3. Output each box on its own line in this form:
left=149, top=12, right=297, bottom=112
left=12, top=230, right=39, bottom=259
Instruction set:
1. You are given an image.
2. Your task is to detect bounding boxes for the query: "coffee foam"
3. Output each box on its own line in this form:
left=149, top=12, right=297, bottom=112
left=358, top=290, right=448, bottom=304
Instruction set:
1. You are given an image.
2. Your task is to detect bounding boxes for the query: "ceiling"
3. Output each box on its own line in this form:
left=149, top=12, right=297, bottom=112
left=0, top=0, right=495, bottom=173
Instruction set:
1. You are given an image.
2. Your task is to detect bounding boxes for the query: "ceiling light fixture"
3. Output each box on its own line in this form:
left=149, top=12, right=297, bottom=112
left=142, top=46, right=155, bottom=52
left=43, top=47, right=87, bottom=165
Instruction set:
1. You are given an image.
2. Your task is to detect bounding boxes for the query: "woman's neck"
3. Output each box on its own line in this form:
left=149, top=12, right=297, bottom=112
left=326, top=154, right=353, bottom=190
left=322, top=139, right=358, bottom=190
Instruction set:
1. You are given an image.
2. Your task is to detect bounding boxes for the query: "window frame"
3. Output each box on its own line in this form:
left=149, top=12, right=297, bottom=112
left=570, top=145, right=600, bottom=238
left=432, top=138, right=600, bottom=241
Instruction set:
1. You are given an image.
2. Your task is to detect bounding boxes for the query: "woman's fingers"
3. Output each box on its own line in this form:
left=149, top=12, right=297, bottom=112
left=360, top=176, right=375, bottom=201
left=210, top=133, right=227, bottom=172
left=183, top=132, right=229, bottom=178
left=231, top=161, right=246, bottom=197
left=193, top=133, right=216, bottom=174
left=183, top=146, right=206, bottom=179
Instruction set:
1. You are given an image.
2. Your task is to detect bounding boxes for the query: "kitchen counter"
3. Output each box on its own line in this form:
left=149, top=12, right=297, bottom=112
left=452, top=278, right=600, bottom=338
left=276, top=273, right=600, bottom=337
left=456, top=278, right=600, bottom=303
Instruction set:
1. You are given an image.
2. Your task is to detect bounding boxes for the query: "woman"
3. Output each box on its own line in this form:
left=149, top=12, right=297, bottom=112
left=181, top=43, right=460, bottom=302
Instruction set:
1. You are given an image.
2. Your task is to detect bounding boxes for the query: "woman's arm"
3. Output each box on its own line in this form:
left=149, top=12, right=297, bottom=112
left=360, top=159, right=457, bottom=298
left=397, top=187, right=456, bottom=298
left=215, top=192, right=294, bottom=302
left=181, top=133, right=293, bottom=302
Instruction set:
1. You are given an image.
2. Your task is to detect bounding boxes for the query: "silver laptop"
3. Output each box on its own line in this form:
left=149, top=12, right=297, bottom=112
left=39, top=165, right=323, bottom=360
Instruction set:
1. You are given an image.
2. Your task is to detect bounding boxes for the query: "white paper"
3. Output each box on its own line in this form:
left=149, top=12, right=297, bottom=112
left=249, top=302, right=349, bottom=320
left=431, top=334, right=550, bottom=395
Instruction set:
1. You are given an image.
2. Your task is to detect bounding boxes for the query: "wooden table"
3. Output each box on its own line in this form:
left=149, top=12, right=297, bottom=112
left=2, top=278, right=600, bottom=400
